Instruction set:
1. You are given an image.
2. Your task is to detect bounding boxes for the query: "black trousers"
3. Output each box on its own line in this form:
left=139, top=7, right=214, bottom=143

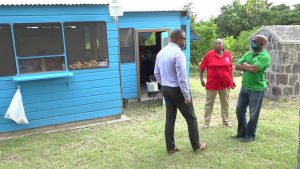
left=161, top=86, right=200, bottom=151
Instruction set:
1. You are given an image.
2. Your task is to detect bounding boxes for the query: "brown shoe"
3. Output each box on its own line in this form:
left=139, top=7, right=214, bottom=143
left=167, top=147, right=180, bottom=154
left=194, top=143, right=207, bottom=153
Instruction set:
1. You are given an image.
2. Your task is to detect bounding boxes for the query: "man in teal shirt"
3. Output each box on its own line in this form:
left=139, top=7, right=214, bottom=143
left=233, top=35, right=271, bottom=142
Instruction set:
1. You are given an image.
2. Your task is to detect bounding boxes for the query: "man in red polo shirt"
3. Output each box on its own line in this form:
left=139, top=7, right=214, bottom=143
left=199, top=38, right=235, bottom=128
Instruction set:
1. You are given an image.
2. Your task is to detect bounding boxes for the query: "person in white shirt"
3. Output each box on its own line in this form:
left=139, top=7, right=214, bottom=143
left=154, top=29, right=207, bottom=154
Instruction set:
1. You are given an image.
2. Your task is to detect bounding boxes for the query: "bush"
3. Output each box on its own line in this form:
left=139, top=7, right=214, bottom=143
left=190, top=63, right=199, bottom=71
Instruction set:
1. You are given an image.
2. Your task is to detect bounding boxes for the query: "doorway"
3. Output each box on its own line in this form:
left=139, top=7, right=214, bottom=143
left=135, top=29, right=169, bottom=101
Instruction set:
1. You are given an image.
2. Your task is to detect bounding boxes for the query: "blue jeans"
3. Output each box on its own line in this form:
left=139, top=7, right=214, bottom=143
left=236, top=87, right=265, bottom=138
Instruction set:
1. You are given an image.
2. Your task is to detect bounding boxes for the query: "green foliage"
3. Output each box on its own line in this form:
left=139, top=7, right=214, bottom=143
left=290, top=4, right=300, bottom=24
left=266, top=4, right=291, bottom=25
left=224, top=27, right=259, bottom=62
left=190, top=20, right=217, bottom=65
left=215, top=0, right=271, bottom=38
left=145, top=32, right=156, bottom=46
left=190, top=22, right=258, bottom=66
left=189, top=62, right=199, bottom=72
left=214, top=0, right=300, bottom=38
left=267, top=3, right=300, bottom=25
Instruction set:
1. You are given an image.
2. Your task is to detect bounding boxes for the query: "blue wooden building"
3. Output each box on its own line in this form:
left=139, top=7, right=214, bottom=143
left=120, top=5, right=192, bottom=101
left=0, top=1, right=194, bottom=133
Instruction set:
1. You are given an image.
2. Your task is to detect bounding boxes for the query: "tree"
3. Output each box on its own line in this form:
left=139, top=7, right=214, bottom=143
left=215, top=1, right=249, bottom=38
left=215, top=0, right=271, bottom=38
left=190, top=20, right=217, bottom=65
left=267, top=4, right=291, bottom=25
left=288, top=4, right=300, bottom=24
left=224, top=27, right=259, bottom=62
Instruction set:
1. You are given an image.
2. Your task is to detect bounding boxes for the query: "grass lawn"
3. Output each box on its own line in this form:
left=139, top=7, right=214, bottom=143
left=0, top=70, right=299, bottom=169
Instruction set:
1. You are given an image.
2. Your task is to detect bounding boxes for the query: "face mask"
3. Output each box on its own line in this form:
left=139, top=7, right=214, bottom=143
left=250, top=42, right=258, bottom=51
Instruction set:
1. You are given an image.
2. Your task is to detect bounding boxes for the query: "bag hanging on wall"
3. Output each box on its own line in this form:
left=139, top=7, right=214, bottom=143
left=4, top=87, right=29, bottom=124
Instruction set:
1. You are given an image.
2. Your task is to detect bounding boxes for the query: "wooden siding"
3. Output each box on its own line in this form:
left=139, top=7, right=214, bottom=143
left=181, top=16, right=191, bottom=77
left=0, top=5, right=122, bottom=133
left=119, top=12, right=191, bottom=99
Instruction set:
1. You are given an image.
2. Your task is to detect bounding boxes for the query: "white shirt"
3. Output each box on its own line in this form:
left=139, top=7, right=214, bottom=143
left=154, top=42, right=191, bottom=100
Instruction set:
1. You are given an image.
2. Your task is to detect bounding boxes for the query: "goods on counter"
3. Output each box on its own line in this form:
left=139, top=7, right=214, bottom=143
left=68, top=60, right=99, bottom=69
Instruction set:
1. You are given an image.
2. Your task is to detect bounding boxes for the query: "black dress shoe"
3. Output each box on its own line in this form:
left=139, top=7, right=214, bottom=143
left=241, top=137, right=255, bottom=142
left=167, top=147, right=180, bottom=154
left=231, top=134, right=244, bottom=139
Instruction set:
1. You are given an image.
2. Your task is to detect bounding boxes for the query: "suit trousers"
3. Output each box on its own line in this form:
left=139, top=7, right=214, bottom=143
left=161, top=86, right=200, bottom=151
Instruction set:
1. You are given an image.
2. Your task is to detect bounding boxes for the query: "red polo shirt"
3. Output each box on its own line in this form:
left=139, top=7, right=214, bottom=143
left=199, top=50, right=235, bottom=90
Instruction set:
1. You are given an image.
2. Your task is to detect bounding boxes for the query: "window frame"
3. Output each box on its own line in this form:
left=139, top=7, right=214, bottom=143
left=0, top=24, right=17, bottom=77
left=64, top=21, right=109, bottom=70
left=119, top=28, right=135, bottom=63
left=0, top=21, right=110, bottom=78
left=13, top=22, right=66, bottom=74
left=181, top=25, right=187, bottom=50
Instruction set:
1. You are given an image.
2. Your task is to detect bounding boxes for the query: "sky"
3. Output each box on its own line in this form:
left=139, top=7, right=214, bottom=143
left=187, top=0, right=300, bottom=21
left=123, top=0, right=300, bottom=21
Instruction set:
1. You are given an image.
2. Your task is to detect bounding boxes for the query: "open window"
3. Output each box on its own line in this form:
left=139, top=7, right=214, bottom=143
left=0, top=24, right=16, bottom=76
left=2, top=21, right=109, bottom=80
left=64, top=22, right=109, bottom=69
left=14, top=23, right=65, bottom=74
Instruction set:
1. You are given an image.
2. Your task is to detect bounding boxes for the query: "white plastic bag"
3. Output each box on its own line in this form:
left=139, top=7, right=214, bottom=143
left=4, top=87, right=29, bottom=124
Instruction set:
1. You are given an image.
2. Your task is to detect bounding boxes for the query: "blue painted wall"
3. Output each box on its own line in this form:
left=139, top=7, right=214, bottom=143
left=119, top=12, right=191, bottom=99
left=0, top=5, right=122, bottom=133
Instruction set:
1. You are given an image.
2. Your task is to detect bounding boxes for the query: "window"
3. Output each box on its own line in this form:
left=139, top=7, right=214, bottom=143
left=14, top=23, right=64, bottom=57
left=0, top=24, right=16, bottom=76
left=19, top=57, right=65, bottom=74
left=14, top=23, right=65, bottom=74
left=181, top=25, right=187, bottom=50
left=64, top=22, right=108, bottom=69
left=119, top=28, right=135, bottom=63
left=1, top=21, right=109, bottom=77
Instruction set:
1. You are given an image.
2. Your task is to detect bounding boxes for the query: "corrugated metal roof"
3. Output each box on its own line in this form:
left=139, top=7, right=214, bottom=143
left=0, top=0, right=186, bottom=12
left=124, top=9, right=184, bottom=12
left=0, top=0, right=187, bottom=13
left=123, top=0, right=185, bottom=12
left=0, top=0, right=110, bottom=6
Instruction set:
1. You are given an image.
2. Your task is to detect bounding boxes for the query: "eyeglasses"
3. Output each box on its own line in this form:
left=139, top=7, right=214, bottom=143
left=179, top=37, right=186, bottom=40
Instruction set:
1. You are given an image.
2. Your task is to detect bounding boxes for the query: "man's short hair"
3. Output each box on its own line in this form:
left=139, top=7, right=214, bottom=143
left=170, top=29, right=184, bottom=40
left=256, top=35, right=268, bottom=47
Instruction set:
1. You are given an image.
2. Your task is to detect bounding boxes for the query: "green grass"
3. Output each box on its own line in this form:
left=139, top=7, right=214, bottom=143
left=0, top=71, right=298, bottom=169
